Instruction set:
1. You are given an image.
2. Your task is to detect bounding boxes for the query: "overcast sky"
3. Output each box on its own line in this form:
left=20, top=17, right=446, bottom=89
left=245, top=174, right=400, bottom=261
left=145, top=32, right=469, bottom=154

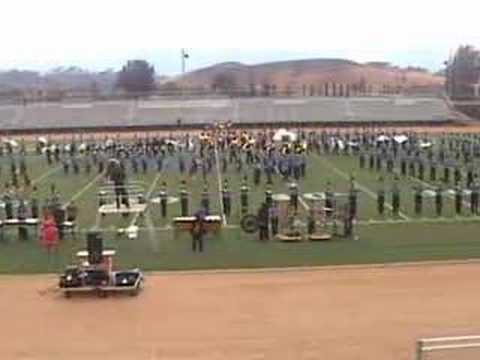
left=1, top=0, right=479, bottom=74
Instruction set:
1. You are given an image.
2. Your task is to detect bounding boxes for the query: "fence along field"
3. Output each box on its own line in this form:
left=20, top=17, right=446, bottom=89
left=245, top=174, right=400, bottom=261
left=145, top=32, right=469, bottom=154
left=416, top=335, right=480, bottom=360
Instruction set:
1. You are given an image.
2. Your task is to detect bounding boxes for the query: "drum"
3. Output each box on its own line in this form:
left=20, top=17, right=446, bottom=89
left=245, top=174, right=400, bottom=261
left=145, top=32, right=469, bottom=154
left=240, top=214, right=259, bottom=234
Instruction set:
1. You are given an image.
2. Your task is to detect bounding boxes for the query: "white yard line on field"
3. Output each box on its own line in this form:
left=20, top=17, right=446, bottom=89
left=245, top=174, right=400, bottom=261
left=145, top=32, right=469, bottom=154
left=32, top=165, right=62, bottom=185
left=299, top=196, right=311, bottom=211
left=213, top=141, right=227, bottom=225
left=321, top=157, right=411, bottom=220
left=128, top=173, right=162, bottom=228
left=65, top=172, right=104, bottom=206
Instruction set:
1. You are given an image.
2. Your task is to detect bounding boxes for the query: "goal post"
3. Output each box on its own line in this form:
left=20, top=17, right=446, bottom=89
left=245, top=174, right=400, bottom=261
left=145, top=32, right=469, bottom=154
left=416, top=335, right=480, bottom=360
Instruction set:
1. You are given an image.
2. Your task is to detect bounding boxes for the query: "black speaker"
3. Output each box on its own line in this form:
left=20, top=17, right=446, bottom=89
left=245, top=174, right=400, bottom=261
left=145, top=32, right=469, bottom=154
left=87, top=231, right=103, bottom=265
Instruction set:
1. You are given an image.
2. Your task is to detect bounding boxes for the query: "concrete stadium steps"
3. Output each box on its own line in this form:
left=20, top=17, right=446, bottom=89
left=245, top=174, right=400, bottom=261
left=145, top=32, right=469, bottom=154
left=0, top=96, right=452, bottom=131
left=350, top=98, right=451, bottom=123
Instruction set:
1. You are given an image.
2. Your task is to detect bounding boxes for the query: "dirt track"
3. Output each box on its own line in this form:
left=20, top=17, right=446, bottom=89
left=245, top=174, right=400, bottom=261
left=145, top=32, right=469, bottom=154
left=1, top=263, right=480, bottom=360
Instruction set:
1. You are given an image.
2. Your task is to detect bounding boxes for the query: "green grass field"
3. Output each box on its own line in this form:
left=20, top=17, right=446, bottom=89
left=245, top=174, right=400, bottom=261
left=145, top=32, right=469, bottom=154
left=1, top=148, right=480, bottom=274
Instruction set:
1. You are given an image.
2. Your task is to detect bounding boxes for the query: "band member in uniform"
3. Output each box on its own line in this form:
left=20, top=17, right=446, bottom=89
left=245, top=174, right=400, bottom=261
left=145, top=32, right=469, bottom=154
left=408, top=160, right=415, bottom=178
left=414, top=185, right=423, bottom=216
left=418, top=161, right=424, bottom=181
left=63, top=158, right=70, bottom=174
left=443, top=165, right=450, bottom=184
left=377, top=176, right=385, bottom=216
left=257, top=202, right=269, bottom=241
left=72, top=157, right=80, bottom=175
left=222, top=179, right=231, bottom=219
left=470, top=183, right=479, bottom=215
left=343, top=203, right=354, bottom=239
left=455, top=185, right=463, bottom=215
left=265, top=186, right=273, bottom=209
left=159, top=182, right=168, bottom=218
left=454, top=167, right=462, bottom=186
left=45, top=147, right=52, bottom=165
left=269, top=202, right=279, bottom=237
left=289, top=182, right=299, bottom=214
left=253, top=162, right=261, bottom=186
left=191, top=209, right=205, bottom=253
left=348, top=176, right=357, bottom=219
left=66, top=200, right=78, bottom=223
left=30, top=186, right=39, bottom=219
left=467, top=168, right=474, bottom=189
left=375, top=154, right=382, bottom=172
left=131, top=156, right=138, bottom=174
left=307, top=207, right=316, bottom=235
left=435, top=185, right=443, bottom=217
left=178, top=153, right=185, bottom=174
left=400, top=158, right=407, bottom=176
left=386, top=157, right=394, bottom=173
left=17, top=196, right=28, bottom=241
left=180, top=180, right=189, bottom=216
left=369, top=152, right=375, bottom=170
left=85, top=157, right=92, bottom=174
left=141, top=156, right=148, bottom=174
left=430, top=162, right=437, bottom=182
left=98, top=158, right=105, bottom=174
left=325, top=181, right=334, bottom=218
left=200, top=183, right=210, bottom=214
left=359, top=152, right=366, bottom=169
left=240, top=177, right=249, bottom=215
left=392, top=181, right=400, bottom=217
left=3, top=184, right=14, bottom=220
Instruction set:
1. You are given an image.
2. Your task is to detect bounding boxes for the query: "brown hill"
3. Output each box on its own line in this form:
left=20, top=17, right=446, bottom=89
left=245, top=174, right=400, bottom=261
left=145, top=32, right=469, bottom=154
left=178, top=58, right=444, bottom=94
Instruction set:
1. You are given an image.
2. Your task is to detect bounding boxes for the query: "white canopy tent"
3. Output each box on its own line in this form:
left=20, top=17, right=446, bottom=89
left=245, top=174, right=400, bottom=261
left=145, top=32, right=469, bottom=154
left=273, top=129, right=298, bottom=142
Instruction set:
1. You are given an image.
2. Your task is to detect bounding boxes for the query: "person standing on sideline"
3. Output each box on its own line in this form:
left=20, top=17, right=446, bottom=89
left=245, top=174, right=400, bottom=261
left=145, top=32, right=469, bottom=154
left=40, top=214, right=59, bottom=270
left=257, top=202, right=269, bottom=241
left=191, top=209, right=206, bottom=253
left=269, top=202, right=279, bottom=237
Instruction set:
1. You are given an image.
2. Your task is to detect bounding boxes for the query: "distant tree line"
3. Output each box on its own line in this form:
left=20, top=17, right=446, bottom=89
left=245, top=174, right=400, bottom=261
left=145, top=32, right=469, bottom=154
left=207, top=71, right=400, bottom=97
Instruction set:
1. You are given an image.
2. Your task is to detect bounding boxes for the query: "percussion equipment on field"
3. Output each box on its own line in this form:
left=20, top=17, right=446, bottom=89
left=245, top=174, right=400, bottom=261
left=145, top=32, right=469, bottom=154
left=97, top=181, right=148, bottom=216
left=240, top=214, right=259, bottom=234
left=59, top=231, right=144, bottom=298
left=272, top=193, right=292, bottom=230
left=173, top=215, right=223, bottom=235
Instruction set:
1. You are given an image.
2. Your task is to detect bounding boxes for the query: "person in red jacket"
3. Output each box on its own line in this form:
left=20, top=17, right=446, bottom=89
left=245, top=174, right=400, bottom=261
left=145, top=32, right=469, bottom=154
left=40, top=214, right=59, bottom=270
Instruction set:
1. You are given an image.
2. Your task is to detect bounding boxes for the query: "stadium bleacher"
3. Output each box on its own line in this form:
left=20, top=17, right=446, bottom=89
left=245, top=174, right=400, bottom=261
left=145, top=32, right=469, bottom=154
left=0, top=96, right=453, bottom=132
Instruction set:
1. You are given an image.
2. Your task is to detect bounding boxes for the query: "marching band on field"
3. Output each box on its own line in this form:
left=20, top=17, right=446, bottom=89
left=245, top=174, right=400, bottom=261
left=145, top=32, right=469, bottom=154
left=2, top=127, right=480, bottom=245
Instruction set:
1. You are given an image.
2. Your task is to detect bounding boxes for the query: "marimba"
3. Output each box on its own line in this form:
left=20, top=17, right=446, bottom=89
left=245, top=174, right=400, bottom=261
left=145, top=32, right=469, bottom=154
left=0, top=218, right=39, bottom=240
left=173, top=215, right=222, bottom=233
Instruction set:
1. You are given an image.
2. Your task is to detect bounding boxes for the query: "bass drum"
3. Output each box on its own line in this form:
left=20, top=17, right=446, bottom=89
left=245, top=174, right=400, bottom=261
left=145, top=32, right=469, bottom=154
left=240, top=214, right=259, bottom=234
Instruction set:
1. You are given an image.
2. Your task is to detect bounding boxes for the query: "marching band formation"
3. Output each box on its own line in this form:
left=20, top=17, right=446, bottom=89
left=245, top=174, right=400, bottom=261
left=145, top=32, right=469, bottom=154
left=1, top=126, right=480, bottom=248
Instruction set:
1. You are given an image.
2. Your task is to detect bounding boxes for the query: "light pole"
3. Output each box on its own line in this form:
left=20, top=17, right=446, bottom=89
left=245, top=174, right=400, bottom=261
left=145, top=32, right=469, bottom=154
left=179, top=49, right=189, bottom=126
left=181, top=48, right=189, bottom=76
